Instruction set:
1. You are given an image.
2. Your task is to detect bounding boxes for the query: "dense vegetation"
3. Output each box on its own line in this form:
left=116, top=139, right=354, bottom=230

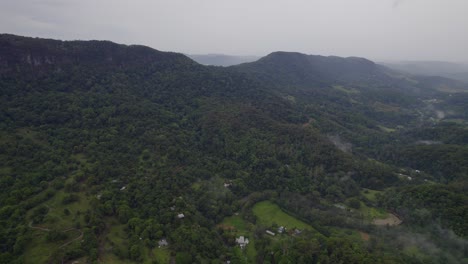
left=0, top=34, right=467, bottom=263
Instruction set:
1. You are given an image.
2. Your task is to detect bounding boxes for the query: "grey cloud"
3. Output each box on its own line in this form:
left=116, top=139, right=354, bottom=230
left=393, top=0, right=404, bottom=8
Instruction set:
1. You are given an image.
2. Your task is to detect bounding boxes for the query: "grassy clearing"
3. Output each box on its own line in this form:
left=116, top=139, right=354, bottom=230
left=23, top=225, right=83, bottom=263
left=372, top=213, right=402, bottom=226
left=359, top=203, right=388, bottom=220
left=191, top=182, right=202, bottom=191
left=329, top=227, right=361, bottom=240
left=23, top=188, right=90, bottom=263
left=403, top=245, right=428, bottom=260
left=252, top=201, right=313, bottom=231
left=153, top=247, right=171, bottom=264
left=221, top=215, right=248, bottom=233
left=245, top=239, right=256, bottom=262
left=361, top=188, right=382, bottom=202
left=106, top=221, right=127, bottom=248
left=40, top=190, right=88, bottom=230
left=100, top=220, right=131, bottom=263
left=23, top=232, right=54, bottom=264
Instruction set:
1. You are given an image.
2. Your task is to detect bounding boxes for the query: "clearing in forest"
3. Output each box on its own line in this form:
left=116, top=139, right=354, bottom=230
left=372, top=213, right=402, bottom=226
left=252, top=201, right=313, bottom=231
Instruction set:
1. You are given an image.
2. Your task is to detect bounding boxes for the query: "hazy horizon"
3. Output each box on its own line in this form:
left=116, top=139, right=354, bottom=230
left=1, top=0, right=468, bottom=63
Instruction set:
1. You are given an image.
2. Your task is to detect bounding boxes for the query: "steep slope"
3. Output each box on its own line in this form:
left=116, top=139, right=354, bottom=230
left=0, top=34, right=192, bottom=70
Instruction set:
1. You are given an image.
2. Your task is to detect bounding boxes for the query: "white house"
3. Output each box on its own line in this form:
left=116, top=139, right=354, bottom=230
left=278, top=226, right=285, bottom=234
left=266, top=230, right=275, bottom=236
left=177, top=213, right=185, bottom=219
left=158, top=238, right=168, bottom=248
left=235, top=236, right=249, bottom=249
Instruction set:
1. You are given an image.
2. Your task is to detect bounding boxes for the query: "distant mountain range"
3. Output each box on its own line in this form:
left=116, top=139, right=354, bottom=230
left=381, top=60, right=468, bottom=83
left=187, top=54, right=260, bottom=66
left=189, top=54, right=468, bottom=84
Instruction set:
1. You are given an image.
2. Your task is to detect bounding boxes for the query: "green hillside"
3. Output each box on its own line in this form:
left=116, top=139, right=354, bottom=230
left=0, top=34, right=467, bottom=264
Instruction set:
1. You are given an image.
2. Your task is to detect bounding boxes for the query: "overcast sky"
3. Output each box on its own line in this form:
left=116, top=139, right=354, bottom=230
left=1, top=0, right=467, bottom=62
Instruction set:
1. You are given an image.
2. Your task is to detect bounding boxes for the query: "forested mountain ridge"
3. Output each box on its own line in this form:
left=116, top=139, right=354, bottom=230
left=234, top=51, right=388, bottom=84
left=233, top=51, right=430, bottom=96
left=0, top=34, right=193, bottom=69
left=0, top=34, right=467, bottom=263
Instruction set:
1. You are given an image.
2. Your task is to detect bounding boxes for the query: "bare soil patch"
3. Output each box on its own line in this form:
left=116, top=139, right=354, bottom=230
left=359, top=231, right=370, bottom=241
left=372, top=213, right=402, bottom=226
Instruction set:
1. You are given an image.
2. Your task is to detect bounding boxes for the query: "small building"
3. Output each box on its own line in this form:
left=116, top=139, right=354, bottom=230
left=120, top=186, right=126, bottom=191
left=177, top=213, right=185, bottom=219
left=224, top=183, right=231, bottom=188
left=266, top=230, right=275, bottom=236
left=235, top=236, right=249, bottom=249
left=294, top=229, right=302, bottom=235
left=278, top=226, right=285, bottom=234
left=158, top=238, right=168, bottom=247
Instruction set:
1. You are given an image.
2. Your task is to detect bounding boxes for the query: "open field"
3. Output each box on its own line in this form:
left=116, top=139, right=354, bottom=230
left=372, top=213, right=402, bottom=226
left=152, top=247, right=171, bottom=264
left=221, top=215, right=249, bottom=233
left=252, top=201, right=313, bottom=231
left=22, top=188, right=88, bottom=263
left=359, top=203, right=388, bottom=221
left=361, top=188, right=383, bottom=202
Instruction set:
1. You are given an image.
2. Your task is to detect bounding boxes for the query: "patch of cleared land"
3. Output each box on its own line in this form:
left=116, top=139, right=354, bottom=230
left=359, top=231, right=370, bottom=241
left=220, top=201, right=316, bottom=263
left=361, top=188, right=382, bottom=202
left=220, top=214, right=256, bottom=263
left=372, top=213, right=402, bottom=226
left=152, top=247, right=171, bottom=264
left=252, top=201, right=313, bottom=231
left=220, top=215, right=249, bottom=233
left=23, top=189, right=89, bottom=263
left=359, top=203, right=388, bottom=220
